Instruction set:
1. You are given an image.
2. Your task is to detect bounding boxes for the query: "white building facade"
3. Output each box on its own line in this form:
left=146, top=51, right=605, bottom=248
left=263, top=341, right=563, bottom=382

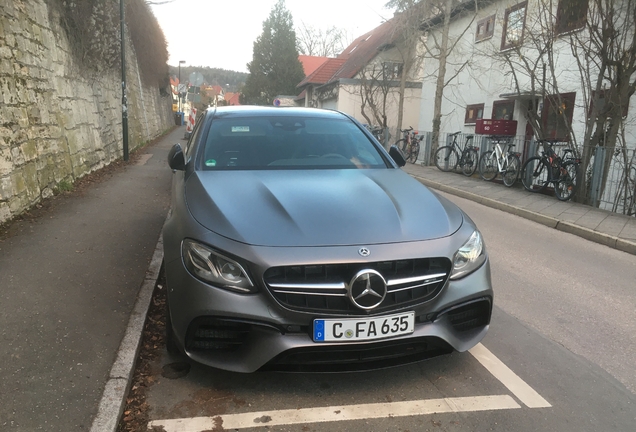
left=417, top=0, right=635, bottom=153
left=417, top=0, right=636, bottom=214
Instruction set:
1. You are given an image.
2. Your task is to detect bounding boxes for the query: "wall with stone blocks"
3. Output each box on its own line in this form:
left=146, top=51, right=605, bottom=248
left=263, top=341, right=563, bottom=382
left=0, top=0, right=173, bottom=224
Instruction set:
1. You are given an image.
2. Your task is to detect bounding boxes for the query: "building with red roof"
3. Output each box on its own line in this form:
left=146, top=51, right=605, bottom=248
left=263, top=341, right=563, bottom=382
left=224, top=92, right=241, bottom=106
left=295, top=16, right=423, bottom=142
left=298, top=55, right=330, bottom=77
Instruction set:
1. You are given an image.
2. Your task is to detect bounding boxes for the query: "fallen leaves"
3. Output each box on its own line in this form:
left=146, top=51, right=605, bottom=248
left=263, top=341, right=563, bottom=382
left=117, top=270, right=167, bottom=432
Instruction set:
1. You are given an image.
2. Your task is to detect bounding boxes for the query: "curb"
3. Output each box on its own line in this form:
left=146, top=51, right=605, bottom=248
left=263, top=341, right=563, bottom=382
left=89, top=234, right=164, bottom=432
left=412, top=175, right=636, bottom=256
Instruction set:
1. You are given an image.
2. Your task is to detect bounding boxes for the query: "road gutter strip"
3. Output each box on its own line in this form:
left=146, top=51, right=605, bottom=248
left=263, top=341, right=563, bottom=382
left=412, top=175, right=636, bottom=256
left=90, top=234, right=164, bottom=432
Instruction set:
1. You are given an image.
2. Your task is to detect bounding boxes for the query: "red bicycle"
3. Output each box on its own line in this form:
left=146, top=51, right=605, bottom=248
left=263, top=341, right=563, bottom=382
left=395, top=127, right=422, bottom=163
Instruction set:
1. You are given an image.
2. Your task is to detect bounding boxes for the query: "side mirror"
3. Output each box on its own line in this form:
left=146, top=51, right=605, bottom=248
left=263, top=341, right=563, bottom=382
left=389, top=145, right=406, bottom=167
left=168, top=143, right=186, bottom=171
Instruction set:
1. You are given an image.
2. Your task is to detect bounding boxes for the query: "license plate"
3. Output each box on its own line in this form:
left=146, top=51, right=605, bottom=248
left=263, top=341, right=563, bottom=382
left=313, top=312, right=415, bottom=342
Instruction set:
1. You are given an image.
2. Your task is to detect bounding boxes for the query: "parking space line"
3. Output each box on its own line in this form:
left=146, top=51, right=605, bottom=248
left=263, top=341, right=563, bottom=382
left=469, top=343, right=552, bottom=408
left=148, top=395, right=520, bottom=431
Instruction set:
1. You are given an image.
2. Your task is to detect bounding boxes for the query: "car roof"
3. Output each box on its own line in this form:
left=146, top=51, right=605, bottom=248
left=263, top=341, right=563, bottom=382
left=207, top=105, right=350, bottom=120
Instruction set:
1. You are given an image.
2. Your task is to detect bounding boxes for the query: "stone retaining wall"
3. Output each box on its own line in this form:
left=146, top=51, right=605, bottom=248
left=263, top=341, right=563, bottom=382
left=0, top=0, right=173, bottom=224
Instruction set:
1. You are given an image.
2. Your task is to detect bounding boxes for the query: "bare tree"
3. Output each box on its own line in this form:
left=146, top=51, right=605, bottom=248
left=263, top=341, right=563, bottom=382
left=571, top=0, right=636, bottom=207
left=296, top=23, right=349, bottom=57
left=389, top=0, right=480, bottom=161
left=386, top=1, right=431, bottom=133
left=425, top=0, right=480, bottom=161
left=487, top=0, right=635, bottom=208
left=353, top=63, right=394, bottom=131
left=339, top=14, right=423, bottom=147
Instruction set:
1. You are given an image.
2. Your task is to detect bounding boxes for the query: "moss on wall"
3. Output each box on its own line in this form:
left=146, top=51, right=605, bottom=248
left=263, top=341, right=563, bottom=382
left=0, top=0, right=173, bottom=224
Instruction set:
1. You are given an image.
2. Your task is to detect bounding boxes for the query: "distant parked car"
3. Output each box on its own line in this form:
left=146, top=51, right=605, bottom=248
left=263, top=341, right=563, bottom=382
left=162, top=106, right=493, bottom=372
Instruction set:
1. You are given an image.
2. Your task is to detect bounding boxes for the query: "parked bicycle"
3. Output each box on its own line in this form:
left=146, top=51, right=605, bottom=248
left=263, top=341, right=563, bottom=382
left=395, top=127, right=422, bottom=164
left=434, top=131, right=479, bottom=176
left=364, top=124, right=386, bottom=144
left=520, top=140, right=580, bottom=201
left=478, top=136, right=521, bottom=187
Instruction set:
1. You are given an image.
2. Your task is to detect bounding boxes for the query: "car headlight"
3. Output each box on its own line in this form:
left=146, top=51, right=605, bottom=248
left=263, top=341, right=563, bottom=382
left=182, top=239, right=256, bottom=293
left=450, top=230, right=486, bottom=280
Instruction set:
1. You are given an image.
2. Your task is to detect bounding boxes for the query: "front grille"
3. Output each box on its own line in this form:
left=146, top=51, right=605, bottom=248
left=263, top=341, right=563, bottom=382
left=185, top=317, right=251, bottom=352
left=261, top=337, right=453, bottom=372
left=263, top=258, right=451, bottom=315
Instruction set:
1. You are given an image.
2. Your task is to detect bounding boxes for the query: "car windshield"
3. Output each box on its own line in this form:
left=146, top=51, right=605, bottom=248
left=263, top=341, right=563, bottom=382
left=199, top=115, right=387, bottom=170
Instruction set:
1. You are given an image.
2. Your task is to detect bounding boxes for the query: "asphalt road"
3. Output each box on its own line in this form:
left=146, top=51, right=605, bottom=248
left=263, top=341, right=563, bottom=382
left=142, top=191, right=636, bottom=431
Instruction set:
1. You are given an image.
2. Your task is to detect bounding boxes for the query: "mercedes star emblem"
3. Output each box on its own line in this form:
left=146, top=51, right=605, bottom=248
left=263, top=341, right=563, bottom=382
left=348, top=269, right=387, bottom=310
left=358, top=247, right=370, bottom=257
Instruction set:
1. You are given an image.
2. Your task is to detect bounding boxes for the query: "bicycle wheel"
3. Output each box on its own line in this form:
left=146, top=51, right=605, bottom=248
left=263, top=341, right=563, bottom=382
left=478, top=151, right=497, bottom=181
left=407, top=141, right=420, bottom=163
left=502, top=153, right=521, bottom=187
left=521, top=157, right=550, bottom=192
left=554, top=161, right=579, bottom=201
left=434, top=146, right=459, bottom=171
left=460, top=148, right=479, bottom=177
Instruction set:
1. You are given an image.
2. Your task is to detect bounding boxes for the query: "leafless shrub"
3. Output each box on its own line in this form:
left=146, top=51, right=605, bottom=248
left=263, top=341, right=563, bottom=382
left=46, top=0, right=168, bottom=87
left=127, top=0, right=169, bottom=87
left=51, top=0, right=120, bottom=71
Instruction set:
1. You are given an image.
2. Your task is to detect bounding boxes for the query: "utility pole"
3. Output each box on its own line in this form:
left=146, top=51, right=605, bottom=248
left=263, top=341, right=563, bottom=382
left=120, top=0, right=129, bottom=161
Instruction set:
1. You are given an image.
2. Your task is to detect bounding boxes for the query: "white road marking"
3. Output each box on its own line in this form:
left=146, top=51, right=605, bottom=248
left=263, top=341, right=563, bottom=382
left=469, top=343, right=552, bottom=408
left=148, top=395, right=520, bottom=432
left=148, top=343, right=552, bottom=431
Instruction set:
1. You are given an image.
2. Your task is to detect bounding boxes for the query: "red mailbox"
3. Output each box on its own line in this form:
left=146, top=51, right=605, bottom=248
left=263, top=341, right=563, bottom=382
left=475, top=119, right=518, bottom=136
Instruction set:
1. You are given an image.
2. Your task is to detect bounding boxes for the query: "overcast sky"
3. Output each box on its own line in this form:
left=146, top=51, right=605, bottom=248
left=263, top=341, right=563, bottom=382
left=149, top=0, right=392, bottom=72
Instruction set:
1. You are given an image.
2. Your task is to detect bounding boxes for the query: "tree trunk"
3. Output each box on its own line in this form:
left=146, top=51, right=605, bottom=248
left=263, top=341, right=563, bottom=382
left=430, top=0, right=452, bottom=164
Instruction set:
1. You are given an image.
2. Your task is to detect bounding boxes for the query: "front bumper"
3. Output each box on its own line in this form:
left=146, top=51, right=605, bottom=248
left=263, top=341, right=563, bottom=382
left=164, top=252, right=492, bottom=373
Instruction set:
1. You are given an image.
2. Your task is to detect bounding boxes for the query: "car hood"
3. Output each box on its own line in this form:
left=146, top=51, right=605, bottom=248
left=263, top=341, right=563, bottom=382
left=186, top=169, right=463, bottom=247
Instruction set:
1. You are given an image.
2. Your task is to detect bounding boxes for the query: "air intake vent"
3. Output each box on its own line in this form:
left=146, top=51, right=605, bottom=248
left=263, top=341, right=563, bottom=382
left=445, top=299, right=491, bottom=332
left=185, top=318, right=250, bottom=352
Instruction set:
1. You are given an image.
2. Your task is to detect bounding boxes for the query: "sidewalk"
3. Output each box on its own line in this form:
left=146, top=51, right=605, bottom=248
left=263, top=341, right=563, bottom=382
left=0, top=127, right=181, bottom=431
left=402, top=163, right=636, bottom=256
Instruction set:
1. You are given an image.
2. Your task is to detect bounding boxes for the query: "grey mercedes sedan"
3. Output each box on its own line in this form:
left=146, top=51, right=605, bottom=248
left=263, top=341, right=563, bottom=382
left=163, top=106, right=492, bottom=372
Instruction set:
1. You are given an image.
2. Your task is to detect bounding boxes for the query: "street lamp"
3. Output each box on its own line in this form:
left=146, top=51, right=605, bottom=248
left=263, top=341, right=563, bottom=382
left=178, top=60, right=186, bottom=113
